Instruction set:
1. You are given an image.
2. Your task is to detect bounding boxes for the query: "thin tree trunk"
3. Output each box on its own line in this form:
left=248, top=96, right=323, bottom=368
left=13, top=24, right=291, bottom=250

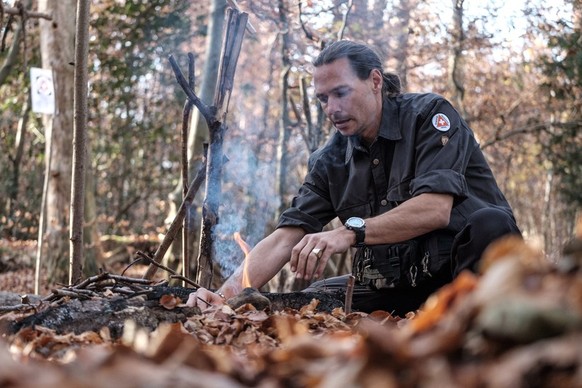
left=274, top=0, right=291, bottom=221
left=449, top=0, right=467, bottom=120
left=8, top=95, right=31, bottom=219
left=0, top=10, right=23, bottom=85
left=392, top=0, right=413, bottom=90
left=69, top=0, right=90, bottom=284
left=35, top=116, right=52, bottom=294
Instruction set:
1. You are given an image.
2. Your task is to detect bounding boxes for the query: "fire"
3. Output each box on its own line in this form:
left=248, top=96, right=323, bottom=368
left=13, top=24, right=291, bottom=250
left=233, top=232, right=252, bottom=288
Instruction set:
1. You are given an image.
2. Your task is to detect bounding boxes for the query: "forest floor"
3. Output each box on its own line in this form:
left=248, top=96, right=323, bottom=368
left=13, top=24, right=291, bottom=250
left=0, top=234, right=581, bottom=387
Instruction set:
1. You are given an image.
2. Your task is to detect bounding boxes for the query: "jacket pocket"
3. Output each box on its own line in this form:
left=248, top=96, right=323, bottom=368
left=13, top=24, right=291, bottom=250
left=361, top=231, right=454, bottom=289
left=336, top=202, right=372, bottom=223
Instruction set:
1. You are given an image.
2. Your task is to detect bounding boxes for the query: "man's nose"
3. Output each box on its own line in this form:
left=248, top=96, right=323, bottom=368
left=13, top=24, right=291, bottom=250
left=324, top=97, right=339, bottom=116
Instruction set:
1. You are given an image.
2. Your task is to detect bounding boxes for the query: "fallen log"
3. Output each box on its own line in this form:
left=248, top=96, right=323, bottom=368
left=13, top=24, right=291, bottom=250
left=8, top=286, right=344, bottom=339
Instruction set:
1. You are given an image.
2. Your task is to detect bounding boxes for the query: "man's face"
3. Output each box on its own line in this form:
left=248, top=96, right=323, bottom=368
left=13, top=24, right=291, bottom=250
left=313, top=57, right=383, bottom=144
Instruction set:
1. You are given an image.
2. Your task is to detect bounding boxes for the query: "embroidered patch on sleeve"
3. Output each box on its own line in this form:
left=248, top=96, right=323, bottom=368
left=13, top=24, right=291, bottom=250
left=432, top=113, right=451, bottom=132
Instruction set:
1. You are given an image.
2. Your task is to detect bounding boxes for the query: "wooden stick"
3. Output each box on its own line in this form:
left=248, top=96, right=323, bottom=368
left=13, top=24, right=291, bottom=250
left=167, top=55, right=215, bottom=125
left=182, top=53, right=195, bottom=286
left=345, top=275, right=355, bottom=314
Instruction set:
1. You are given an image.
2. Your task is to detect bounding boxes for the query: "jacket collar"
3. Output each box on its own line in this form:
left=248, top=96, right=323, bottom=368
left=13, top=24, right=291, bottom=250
left=345, top=96, right=402, bottom=164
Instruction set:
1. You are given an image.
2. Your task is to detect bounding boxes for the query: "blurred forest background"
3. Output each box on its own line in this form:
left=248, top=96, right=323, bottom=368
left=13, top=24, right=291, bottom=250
left=0, top=0, right=580, bottom=292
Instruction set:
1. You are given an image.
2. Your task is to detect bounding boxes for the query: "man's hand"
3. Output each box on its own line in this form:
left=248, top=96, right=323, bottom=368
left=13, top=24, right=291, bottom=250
left=289, top=227, right=354, bottom=280
left=186, top=287, right=226, bottom=309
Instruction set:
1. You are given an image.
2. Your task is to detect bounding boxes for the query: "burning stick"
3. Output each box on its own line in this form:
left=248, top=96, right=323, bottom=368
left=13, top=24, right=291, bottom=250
left=345, top=275, right=355, bottom=314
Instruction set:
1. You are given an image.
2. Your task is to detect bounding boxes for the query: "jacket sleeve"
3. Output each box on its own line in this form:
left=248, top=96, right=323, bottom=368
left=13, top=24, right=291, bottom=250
left=408, top=97, right=476, bottom=199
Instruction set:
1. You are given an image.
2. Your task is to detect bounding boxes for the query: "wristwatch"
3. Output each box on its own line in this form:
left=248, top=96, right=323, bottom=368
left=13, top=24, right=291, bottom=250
left=345, top=217, right=366, bottom=247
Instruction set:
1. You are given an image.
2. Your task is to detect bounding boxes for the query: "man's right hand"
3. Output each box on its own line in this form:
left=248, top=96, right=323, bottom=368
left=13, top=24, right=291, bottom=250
left=186, top=287, right=226, bottom=309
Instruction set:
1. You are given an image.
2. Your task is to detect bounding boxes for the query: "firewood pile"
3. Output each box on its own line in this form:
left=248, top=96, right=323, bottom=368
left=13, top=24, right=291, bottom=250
left=1, top=234, right=582, bottom=387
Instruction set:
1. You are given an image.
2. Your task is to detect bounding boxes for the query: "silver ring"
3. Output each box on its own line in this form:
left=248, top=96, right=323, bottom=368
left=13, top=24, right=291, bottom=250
left=311, top=248, right=323, bottom=258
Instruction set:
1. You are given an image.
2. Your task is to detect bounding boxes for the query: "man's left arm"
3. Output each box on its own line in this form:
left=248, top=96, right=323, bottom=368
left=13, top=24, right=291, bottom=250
left=364, top=192, right=453, bottom=244
left=291, top=193, right=453, bottom=280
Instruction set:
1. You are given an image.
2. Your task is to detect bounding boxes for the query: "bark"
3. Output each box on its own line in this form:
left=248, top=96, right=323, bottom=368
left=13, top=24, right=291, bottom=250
left=38, top=0, right=76, bottom=284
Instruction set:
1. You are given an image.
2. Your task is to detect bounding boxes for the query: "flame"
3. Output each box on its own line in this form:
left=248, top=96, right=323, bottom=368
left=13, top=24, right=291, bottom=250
left=234, top=232, right=252, bottom=288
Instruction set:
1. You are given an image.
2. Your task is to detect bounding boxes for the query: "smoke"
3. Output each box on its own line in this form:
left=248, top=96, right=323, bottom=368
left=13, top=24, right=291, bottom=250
left=212, top=131, right=280, bottom=277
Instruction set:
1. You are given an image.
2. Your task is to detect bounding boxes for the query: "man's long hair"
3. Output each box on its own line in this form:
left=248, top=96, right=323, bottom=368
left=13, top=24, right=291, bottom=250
left=313, top=40, right=401, bottom=97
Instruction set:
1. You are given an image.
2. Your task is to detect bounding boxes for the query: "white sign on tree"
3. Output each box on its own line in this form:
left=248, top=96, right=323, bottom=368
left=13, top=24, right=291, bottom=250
left=30, top=67, right=55, bottom=114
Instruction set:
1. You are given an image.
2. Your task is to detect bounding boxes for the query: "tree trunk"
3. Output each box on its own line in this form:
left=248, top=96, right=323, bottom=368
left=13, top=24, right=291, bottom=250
left=0, top=13, right=22, bottom=84
left=69, top=0, right=90, bottom=284
left=449, top=0, right=468, bottom=120
left=8, top=96, right=31, bottom=221
left=38, top=0, right=76, bottom=284
left=83, top=144, right=102, bottom=276
left=274, top=0, right=291, bottom=222
left=391, top=0, right=413, bottom=90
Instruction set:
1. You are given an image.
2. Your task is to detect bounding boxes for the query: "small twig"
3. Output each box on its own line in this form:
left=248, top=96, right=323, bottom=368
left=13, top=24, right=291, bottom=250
left=66, top=288, right=100, bottom=298
left=108, top=274, right=153, bottom=285
left=196, top=297, right=212, bottom=307
left=169, top=274, right=201, bottom=288
left=0, top=304, right=37, bottom=315
left=137, top=251, right=202, bottom=288
left=111, top=287, right=142, bottom=296
left=137, top=250, right=178, bottom=275
left=345, top=275, right=355, bottom=314
left=3, top=6, right=52, bottom=20
left=49, top=288, right=92, bottom=299
left=337, top=0, right=353, bottom=41
left=72, top=271, right=110, bottom=289
left=120, top=256, right=146, bottom=277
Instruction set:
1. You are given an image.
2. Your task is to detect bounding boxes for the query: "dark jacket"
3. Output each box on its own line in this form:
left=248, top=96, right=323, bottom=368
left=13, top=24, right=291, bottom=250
left=277, top=93, right=514, bottom=235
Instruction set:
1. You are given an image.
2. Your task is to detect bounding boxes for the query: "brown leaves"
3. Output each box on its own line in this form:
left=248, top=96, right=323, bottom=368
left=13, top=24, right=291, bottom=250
left=2, top=238, right=582, bottom=386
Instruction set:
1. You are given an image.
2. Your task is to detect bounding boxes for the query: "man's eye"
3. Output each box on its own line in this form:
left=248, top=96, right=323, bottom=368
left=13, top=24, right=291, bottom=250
left=318, top=96, right=328, bottom=104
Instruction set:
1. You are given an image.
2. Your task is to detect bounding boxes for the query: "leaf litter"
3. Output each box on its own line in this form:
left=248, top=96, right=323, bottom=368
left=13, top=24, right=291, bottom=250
left=1, top=234, right=582, bottom=387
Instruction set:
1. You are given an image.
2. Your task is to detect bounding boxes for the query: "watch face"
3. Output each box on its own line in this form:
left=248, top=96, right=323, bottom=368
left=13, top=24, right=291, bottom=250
left=346, top=217, right=365, bottom=228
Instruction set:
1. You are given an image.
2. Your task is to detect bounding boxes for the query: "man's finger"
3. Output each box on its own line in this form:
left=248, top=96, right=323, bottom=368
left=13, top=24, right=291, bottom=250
left=186, top=287, right=224, bottom=309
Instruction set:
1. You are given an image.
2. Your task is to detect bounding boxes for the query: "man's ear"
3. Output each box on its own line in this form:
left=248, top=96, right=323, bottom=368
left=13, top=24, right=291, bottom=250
left=370, top=68, right=383, bottom=92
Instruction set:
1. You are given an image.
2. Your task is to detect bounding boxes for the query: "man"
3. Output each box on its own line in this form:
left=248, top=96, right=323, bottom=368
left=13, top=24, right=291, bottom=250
left=187, top=40, right=520, bottom=316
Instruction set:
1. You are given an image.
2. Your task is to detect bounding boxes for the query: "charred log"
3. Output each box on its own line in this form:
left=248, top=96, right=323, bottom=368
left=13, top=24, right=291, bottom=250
left=9, top=294, right=199, bottom=339
left=7, top=285, right=343, bottom=339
